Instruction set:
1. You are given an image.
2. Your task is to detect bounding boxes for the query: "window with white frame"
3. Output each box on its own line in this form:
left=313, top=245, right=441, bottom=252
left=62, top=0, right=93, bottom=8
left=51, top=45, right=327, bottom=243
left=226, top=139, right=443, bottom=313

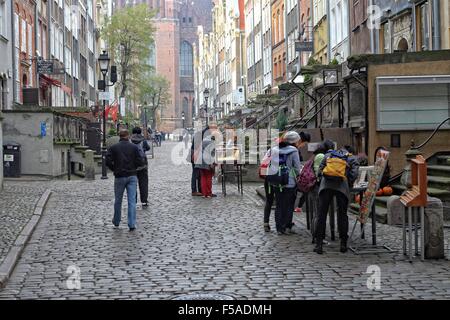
left=42, top=26, right=47, bottom=59
left=0, top=0, right=6, bottom=38
left=21, top=18, right=26, bottom=53
left=37, top=22, right=41, bottom=55
left=377, top=76, right=450, bottom=131
left=28, top=23, right=32, bottom=58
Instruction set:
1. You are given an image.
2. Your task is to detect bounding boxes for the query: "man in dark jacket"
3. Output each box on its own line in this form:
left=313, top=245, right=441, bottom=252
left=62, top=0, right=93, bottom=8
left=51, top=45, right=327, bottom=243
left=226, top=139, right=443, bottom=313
left=314, top=145, right=359, bottom=254
left=106, top=129, right=145, bottom=231
left=131, top=127, right=150, bottom=207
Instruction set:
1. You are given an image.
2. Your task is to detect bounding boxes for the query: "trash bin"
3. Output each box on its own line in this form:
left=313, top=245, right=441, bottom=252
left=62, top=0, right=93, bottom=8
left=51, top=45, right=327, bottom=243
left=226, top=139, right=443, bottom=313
left=3, top=142, right=21, bottom=177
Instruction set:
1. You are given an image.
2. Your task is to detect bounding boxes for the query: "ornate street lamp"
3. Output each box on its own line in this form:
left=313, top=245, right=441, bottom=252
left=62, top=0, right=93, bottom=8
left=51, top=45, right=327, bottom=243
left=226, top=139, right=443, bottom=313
left=181, top=111, right=185, bottom=129
left=203, top=88, right=210, bottom=126
left=98, top=51, right=110, bottom=180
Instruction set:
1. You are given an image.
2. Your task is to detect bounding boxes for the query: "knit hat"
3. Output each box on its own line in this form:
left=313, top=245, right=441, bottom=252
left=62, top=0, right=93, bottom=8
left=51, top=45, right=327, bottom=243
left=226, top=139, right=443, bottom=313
left=283, top=131, right=301, bottom=144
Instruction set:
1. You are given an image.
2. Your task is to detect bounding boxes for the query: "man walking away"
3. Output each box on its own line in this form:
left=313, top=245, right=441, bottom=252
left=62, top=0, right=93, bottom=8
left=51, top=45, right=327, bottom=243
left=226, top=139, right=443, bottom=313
left=314, top=144, right=359, bottom=254
left=106, top=130, right=145, bottom=231
left=131, top=127, right=150, bottom=207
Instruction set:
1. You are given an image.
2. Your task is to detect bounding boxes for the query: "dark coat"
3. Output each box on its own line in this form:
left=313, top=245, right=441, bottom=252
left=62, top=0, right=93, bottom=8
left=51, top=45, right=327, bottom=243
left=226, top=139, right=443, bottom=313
left=106, top=139, right=145, bottom=178
left=130, top=133, right=150, bottom=166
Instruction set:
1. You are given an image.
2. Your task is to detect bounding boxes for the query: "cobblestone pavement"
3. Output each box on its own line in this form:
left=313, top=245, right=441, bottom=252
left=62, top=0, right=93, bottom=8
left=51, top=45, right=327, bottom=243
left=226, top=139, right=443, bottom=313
left=0, top=181, right=50, bottom=265
left=1, top=142, right=450, bottom=299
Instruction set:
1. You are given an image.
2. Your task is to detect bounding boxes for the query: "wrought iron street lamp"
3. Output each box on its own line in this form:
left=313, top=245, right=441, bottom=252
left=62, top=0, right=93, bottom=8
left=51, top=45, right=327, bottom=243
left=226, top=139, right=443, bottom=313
left=203, top=88, right=210, bottom=126
left=98, top=51, right=110, bottom=180
left=181, top=111, right=185, bottom=129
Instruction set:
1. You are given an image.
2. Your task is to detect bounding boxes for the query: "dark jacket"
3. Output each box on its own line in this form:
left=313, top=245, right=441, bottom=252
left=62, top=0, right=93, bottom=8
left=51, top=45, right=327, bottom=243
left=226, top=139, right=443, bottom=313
left=194, top=139, right=216, bottom=170
left=130, top=133, right=150, bottom=165
left=106, top=139, right=145, bottom=178
left=317, top=149, right=359, bottom=200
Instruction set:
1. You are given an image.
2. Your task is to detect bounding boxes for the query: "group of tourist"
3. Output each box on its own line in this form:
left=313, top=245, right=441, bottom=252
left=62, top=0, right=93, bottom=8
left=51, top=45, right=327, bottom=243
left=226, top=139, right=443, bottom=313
left=261, top=131, right=359, bottom=255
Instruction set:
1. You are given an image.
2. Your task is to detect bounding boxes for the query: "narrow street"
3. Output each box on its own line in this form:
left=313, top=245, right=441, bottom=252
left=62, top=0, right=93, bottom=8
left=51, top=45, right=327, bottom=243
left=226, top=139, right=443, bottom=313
left=0, top=142, right=449, bottom=299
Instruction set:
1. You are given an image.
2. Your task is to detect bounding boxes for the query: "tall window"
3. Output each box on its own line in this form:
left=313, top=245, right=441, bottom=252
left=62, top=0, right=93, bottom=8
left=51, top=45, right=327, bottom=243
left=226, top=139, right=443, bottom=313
left=180, top=41, right=193, bottom=77
left=0, top=0, right=6, bottom=38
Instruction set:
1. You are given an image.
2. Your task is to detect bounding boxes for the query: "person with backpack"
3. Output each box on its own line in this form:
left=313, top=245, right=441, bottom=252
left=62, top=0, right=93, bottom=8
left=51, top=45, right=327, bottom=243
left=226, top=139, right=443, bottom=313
left=314, top=143, right=359, bottom=254
left=131, top=127, right=150, bottom=207
left=259, top=147, right=275, bottom=232
left=106, top=130, right=145, bottom=231
left=266, top=131, right=302, bottom=235
left=293, top=131, right=311, bottom=214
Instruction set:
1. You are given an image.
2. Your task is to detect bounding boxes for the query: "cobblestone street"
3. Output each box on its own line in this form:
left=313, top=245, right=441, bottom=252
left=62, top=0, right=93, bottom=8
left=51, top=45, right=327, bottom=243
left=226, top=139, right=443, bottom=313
left=0, top=142, right=450, bottom=300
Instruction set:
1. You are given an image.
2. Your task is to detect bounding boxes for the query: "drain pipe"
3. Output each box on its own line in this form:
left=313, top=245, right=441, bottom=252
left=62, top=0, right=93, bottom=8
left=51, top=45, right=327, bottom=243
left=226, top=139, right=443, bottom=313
left=369, top=0, right=375, bottom=53
left=432, top=0, right=441, bottom=50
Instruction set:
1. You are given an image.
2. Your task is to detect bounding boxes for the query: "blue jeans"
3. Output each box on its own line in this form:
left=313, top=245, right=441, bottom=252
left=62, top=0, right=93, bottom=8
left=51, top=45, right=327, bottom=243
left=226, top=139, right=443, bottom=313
left=113, top=176, right=138, bottom=228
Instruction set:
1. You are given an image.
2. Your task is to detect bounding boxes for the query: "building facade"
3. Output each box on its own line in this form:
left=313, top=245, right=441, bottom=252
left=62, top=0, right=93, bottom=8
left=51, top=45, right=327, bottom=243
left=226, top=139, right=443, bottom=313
left=262, top=0, right=272, bottom=91
left=299, top=0, right=312, bottom=67
left=312, top=0, right=328, bottom=63
left=271, top=0, right=286, bottom=89
left=329, top=0, right=349, bottom=62
left=114, top=0, right=212, bottom=132
left=285, top=0, right=299, bottom=80
left=0, top=0, right=13, bottom=111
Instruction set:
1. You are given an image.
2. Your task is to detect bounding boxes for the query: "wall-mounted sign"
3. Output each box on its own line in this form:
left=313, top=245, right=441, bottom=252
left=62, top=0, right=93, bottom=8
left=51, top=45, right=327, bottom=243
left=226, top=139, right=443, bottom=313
left=99, top=91, right=111, bottom=101
left=295, top=41, right=313, bottom=52
left=4, top=154, right=14, bottom=162
left=37, top=60, right=54, bottom=74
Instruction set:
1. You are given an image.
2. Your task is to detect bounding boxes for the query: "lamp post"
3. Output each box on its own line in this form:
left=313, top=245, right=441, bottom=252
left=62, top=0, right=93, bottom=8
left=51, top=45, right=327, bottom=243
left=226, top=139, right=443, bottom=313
left=98, top=50, right=110, bottom=180
left=181, top=111, right=185, bottom=129
left=203, top=88, right=210, bottom=127
left=143, top=102, right=149, bottom=139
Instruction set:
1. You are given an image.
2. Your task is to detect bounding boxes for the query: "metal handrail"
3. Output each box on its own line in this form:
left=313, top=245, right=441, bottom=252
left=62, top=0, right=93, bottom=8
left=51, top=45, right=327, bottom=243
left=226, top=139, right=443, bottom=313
left=287, top=87, right=345, bottom=130
left=412, top=117, right=450, bottom=150
left=242, top=87, right=302, bottom=132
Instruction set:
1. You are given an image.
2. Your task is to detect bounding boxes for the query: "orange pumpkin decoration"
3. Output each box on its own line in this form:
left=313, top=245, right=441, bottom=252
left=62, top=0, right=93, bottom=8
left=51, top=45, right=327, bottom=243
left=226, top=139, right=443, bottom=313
left=376, top=189, right=384, bottom=196
left=382, top=186, right=393, bottom=196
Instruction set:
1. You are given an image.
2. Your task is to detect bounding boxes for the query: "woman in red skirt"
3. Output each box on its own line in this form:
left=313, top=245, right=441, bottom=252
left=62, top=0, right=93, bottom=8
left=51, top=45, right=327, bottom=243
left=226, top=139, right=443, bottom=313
left=196, top=135, right=217, bottom=198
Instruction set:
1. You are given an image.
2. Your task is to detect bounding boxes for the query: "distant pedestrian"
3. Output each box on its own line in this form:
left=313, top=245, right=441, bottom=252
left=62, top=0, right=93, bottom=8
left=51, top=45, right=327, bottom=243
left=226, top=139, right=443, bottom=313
left=189, top=127, right=208, bottom=196
left=196, top=134, right=217, bottom=198
left=131, top=127, right=150, bottom=207
left=106, top=129, right=145, bottom=231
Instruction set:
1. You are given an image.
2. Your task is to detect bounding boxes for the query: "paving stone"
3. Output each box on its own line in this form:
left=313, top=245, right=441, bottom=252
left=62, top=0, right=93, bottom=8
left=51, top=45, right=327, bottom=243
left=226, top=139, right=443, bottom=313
left=1, top=142, right=450, bottom=299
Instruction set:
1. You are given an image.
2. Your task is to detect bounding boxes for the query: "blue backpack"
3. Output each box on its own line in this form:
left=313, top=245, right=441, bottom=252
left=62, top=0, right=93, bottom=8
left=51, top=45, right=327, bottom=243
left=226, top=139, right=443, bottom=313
left=266, top=152, right=291, bottom=189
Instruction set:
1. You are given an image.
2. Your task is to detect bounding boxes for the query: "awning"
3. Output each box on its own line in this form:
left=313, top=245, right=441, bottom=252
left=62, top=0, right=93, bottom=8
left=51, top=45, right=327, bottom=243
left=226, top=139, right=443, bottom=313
left=40, top=74, right=61, bottom=87
left=40, top=74, right=72, bottom=95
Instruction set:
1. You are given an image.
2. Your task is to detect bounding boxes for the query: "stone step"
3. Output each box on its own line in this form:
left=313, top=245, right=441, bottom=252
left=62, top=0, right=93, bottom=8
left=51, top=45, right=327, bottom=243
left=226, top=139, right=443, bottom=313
left=392, top=184, right=450, bottom=199
left=436, top=155, right=450, bottom=166
left=74, top=145, right=89, bottom=151
left=374, top=196, right=390, bottom=208
left=428, top=165, right=450, bottom=177
left=428, top=176, right=450, bottom=190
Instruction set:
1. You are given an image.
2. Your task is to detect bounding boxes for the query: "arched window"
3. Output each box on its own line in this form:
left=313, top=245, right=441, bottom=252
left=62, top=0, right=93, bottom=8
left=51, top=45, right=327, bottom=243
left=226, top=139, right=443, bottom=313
left=180, top=41, right=193, bottom=77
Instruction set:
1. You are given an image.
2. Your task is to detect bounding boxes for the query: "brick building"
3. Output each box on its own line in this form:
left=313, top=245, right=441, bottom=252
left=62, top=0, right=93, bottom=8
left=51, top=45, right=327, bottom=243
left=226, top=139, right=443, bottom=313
left=114, top=0, right=212, bottom=132
left=13, top=0, right=36, bottom=104
left=271, top=0, right=286, bottom=89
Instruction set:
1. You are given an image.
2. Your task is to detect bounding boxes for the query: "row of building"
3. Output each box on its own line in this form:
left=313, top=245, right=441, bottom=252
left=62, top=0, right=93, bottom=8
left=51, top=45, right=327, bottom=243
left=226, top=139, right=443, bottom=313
left=194, top=0, right=450, bottom=126
left=0, top=0, right=112, bottom=112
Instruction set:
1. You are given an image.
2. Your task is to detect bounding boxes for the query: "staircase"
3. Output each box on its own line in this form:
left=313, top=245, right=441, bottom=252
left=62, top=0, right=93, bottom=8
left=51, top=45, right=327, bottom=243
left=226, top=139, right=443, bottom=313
left=70, top=145, right=103, bottom=177
left=349, top=152, right=450, bottom=222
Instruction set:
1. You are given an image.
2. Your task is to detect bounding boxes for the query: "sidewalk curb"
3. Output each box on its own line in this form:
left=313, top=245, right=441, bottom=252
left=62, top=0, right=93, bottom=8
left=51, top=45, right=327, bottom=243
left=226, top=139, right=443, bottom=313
left=0, top=189, right=52, bottom=288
